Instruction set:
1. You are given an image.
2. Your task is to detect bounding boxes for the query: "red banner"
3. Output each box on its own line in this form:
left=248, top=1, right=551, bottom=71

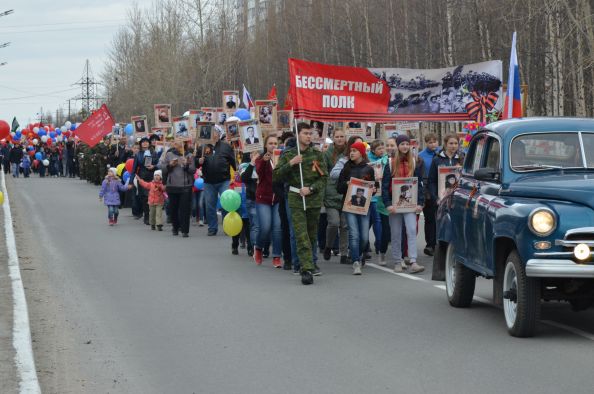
left=75, top=104, right=115, bottom=147
left=288, top=58, right=503, bottom=122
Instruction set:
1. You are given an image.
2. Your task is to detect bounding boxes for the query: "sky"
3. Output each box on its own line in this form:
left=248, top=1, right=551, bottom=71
left=0, top=0, right=147, bottom=127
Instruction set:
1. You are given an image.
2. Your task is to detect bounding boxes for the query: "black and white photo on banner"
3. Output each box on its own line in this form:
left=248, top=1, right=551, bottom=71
left=391, top=177, right=418, bottom=213
left=131, top=115, right=148, bottom=135
left=342, top=177, right=374, bottom=215
left=223, top=90, right=240, bottom=111
left=154, top=104, right=172, bottom=127
left=239, top=120, right=262, bottom=153
left=173, top=116, right=189, bottom=138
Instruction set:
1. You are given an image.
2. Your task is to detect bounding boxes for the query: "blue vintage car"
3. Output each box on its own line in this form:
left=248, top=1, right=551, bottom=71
left=433, top=118, right=594, bottom=337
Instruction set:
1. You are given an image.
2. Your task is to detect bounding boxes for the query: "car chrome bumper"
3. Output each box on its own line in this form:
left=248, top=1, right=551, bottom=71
left=526, top=259, right=594, bottom=278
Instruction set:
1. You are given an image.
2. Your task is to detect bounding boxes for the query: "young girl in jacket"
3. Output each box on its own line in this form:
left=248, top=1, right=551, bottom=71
left=367, top=140, right=390, bottom=265
left=337, top=141, right=375, bottom=275
left=382, top=135, right=425, bottom=273
left=138, top=169, right=166, bottom=231
left=254, top=135, right=282, bottom=268
left=99, top=167, right=131, bottom=225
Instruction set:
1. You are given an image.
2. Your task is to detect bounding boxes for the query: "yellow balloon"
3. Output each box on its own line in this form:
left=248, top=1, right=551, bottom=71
left=223, top=211, right=243, bottom=237
left=116, top=163, right=126, bottom=177
left=0, top=191, right=3, bottom=205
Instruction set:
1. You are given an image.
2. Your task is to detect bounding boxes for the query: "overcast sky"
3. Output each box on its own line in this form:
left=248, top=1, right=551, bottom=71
left=0, top=0, right=145, bottom=126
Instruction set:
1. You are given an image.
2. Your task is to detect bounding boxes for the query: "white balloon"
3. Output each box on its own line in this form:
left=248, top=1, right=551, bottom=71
left=42, top=159, right=49, bottom=166
left=65, top=121, right=72, bottom=128
left=10, top=132, right=15, bottom=137
left=33, top=127, right=39, bottom=133
left=56, top=135, right=63, bottom=142
left=41, top=135, right=48, bottom=143
left=60, top=125, right=67, bottom=132
left=32, top=138, right=38, bottom=145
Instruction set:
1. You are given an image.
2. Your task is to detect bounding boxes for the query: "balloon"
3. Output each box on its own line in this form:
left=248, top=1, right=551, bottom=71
left=60, top=125, right=67, bottom=132
left=44, top=126, right=49, bottom=131
left=223, top=211, right=243, bottom=236
left=220, top=189, right=241, bottom=212
left=122, top=171, right=130, bottom=183
left=0, top=191, right=3, bottom=205
left=56, top=135, right=63, bottom=142
left=42, top=159, right=49, bottom=166
left=38, top=130, right=46, bottom=137
left=234, top=109, right=251, bottom=121
left=41, top=135, right=48, bottom=143
left=116, top=163, right=126, bottom=177
left=56, top=128, right=62, bottom=135
left=0, top=120, right=10, bottom=139
left=49, top=131, right=56, bottom=138
left=28, top=150, right=35, bottom=157
left=33, top=127, right=39, bottom=134
left=15, top=132, right=21, bottom=140
left=124, top=123, right=134, bottom=135
left=33, top=159, right=39, bottom=167
left=125, top=158, right=134, bottom=174
left=32, top=138, right=38, bottom=145
left=70, top=124, right=76, bottom=131
left=193, top=178, right=204, bottom=190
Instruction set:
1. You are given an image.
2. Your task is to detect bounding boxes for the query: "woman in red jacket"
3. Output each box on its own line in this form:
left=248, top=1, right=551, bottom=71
left=253, top=135, right=282, bottom=268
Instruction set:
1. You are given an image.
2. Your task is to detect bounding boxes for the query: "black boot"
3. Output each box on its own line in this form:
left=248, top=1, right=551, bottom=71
left=157, top=225, right=163, bottom=231
left=232, top=246, right=239, bottom=255
left=323, top=247, right=332, bottom=261
left=301, top=270, right=314, bottom=285
left=151, top=225, right=156, bottom=230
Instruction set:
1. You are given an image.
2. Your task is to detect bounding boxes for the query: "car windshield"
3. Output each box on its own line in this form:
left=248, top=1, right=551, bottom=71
left=510, top=132, right=594, bottom=171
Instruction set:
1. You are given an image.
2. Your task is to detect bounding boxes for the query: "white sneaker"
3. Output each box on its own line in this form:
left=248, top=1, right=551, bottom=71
left=410, top=262, right=425, bottom=274
left=393, top=262, right=406, bottom=273
left=199, top=220, right=204, bottom=227
left=353, top=261, right=362, bottom=275
left=378, top=253, right=387, bottom=266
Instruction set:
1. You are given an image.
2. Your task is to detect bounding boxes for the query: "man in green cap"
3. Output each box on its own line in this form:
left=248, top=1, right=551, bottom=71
left=273, top=122, right=327, bottom=285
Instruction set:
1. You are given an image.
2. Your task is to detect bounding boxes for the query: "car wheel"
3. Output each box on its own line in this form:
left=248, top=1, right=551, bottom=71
left=445, top=243, right=476, bottom=307
left=503, top=250, right=541, bottom=337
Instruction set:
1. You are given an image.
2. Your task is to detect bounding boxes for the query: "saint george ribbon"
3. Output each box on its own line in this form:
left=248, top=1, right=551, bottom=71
left=465, top=91, right=499, bottom=123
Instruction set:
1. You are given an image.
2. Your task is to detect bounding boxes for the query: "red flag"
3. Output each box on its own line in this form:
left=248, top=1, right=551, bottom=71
left=267, top=84, right=277, bottom=100
left=283, top=92, right=293, bottom=110
left=75, top=104, right=115, bottom=147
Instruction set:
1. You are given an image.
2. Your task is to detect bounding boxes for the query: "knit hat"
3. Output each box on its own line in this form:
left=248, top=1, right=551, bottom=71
left=153, top=169, right=162, bottom=179
left=350, top=141, right=367, bottom=158
left=214, top=124, right=225, bottom=140
left=396, top=134, right=411, bottom=146
left=108, top=167, right=117, bottom=177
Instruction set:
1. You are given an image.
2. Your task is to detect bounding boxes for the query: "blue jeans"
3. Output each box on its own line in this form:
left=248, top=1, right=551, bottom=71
left=192, top=190, right=205, bottom=221
left=369, top=202, right=382, bottom=252
left=246, top=199, right=258, bottom=249
left=11, top=163, right=19, bottom=177
left=345, top=212, right=370, bottom=264
left=256, top=203, right=282, bottom=257
left=107, top=205, right=119, bottom=220
left=204, top=180, right=229, bottom=233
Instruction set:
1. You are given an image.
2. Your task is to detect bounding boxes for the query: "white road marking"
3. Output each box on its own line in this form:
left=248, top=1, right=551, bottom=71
left=369, top=261, right=594, bottom=341
left=1, top=172, right=42, bottom=393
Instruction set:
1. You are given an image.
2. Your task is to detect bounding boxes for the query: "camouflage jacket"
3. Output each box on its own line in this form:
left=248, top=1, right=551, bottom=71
left=273, top=145, right=328, bottom=209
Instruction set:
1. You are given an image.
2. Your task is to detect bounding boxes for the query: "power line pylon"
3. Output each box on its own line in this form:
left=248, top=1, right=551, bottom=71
left=71, top=59, right=103, bottom=118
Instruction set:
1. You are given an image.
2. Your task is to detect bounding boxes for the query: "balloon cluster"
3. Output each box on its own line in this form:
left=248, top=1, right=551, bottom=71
left=220, top=189, right=243, bottom=236
left=0, top=119, right=78, bottom=148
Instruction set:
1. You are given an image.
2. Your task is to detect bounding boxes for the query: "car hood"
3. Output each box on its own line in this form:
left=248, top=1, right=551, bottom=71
left=504, top=173, right=594, bottom=210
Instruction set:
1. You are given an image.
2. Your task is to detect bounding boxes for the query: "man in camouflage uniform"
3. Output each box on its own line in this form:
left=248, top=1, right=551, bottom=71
left=273, top=122, right=328, bottom=285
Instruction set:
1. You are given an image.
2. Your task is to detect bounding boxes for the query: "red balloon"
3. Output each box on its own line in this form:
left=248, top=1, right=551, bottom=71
left=125, top=158, right=134, bottom=174
left=0, top=120, right=10, bottom=139
left=28, top=150, right=35, bottom=156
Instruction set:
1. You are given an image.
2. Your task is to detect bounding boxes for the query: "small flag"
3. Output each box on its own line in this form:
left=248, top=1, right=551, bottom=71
left=502, top=32, right=522, bottom=119
left=11, top=117, right=19, bottom=132
left=242, top=84, right=254, bottom=109
left=283, top=92, right=293, bottom=110
left=267, top=84, right=277, bottom=101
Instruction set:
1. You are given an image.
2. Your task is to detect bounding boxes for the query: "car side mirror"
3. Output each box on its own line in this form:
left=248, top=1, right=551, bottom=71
left=474, top=167, right=500, bottom=182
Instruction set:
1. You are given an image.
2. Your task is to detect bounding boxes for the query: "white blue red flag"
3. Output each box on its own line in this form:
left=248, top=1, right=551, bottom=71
left=242, top=84, right=254, bottom=109
left=502, top=32, right=522, bottom=119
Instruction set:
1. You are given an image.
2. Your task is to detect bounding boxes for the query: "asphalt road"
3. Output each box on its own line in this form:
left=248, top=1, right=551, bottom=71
left=4, top=176, right=594, bottom=393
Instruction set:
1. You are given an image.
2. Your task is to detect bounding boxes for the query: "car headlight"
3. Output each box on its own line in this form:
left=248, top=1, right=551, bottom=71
left=528, top=208, right=556, bottom=237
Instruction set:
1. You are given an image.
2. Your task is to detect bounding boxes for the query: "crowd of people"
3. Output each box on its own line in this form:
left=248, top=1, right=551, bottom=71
left=2, top=122, right=464, bottom=286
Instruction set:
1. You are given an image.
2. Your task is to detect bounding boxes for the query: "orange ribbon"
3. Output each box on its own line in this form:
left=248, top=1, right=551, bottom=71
left=312, top=160, right=324, bottom=175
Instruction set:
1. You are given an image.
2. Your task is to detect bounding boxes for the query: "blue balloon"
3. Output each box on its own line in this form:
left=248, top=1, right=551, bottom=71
left=35, top=152, right=42, bottom=160
left=38, top=130, right=46, bottom=136
left=15, top=132, right=21, bottom=139
left=194, top=177, right=204, bottom=190
left=70, top=124, right=76, bottom=131
left=49, top=131, right=56, bottom=138
left=234, top=109, right=251, bottom=121
left=122, top=171, right=130, bottom=182
left=56, top=129, right=62, bottom=135
left=124, top=123, right=134, bottom=135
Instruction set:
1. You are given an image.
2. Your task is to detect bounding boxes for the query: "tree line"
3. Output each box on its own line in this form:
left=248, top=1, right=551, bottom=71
left=101, top=0, right=594, bottom=126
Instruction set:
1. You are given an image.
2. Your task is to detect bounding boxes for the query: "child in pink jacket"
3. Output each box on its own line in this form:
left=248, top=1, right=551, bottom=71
left=138, top=170, right=166, bottom=231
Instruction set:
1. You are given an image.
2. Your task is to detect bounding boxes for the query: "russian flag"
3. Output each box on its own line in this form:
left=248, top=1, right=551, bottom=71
left=502, top=32, right=522, bottom=119
left=242, top=84, right=255, bottom=109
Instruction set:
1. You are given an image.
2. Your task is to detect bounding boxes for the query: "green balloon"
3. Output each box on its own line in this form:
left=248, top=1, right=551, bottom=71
left=220, top=189, right=241, bottom=212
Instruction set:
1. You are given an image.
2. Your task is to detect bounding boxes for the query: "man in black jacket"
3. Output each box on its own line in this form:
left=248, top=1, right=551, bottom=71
left=131, top=137, right=159, bottom=224
left=9, top=143, right=23, bottom=178
left=199, top=126, right=236, bottom=236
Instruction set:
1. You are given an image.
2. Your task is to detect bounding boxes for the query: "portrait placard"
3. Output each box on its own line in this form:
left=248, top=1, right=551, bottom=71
left=239, top=120, right=263, bottom=153
left=131, top=115, right=148, bottom=136
left=391, top=177, right=418, bottom=213
left=216, top=108, right=228, bottom=125
left=201, top=107, right=216, bottom=123
left=368, top=160, right=384, bottom=197
left=172, top=116, right=189, bottom=138
left=365, top=123, right=376, bottom=141
left=150, top=127, right=169, bottom=137
left=188, top=109, right=202, bottom=131
left=111, top=124, right=122, bottom=139
left=223, top=90, right=240, bottom=111
left=225, top=121, right=240, bottom=142
left=310, top=120, right=327, bottom=144
left=438, top=166, right=461, bottom=201
left=277, top=110, right=293, bottom=131
left=256, top=99, right=277, bottom=133
left=342, top=177, right=374, bottom=215
left=196, top=121, right=215, bottom=145
left=154, top=104, right=172, bottom=127
left=381, top=124, right=399, bottom=140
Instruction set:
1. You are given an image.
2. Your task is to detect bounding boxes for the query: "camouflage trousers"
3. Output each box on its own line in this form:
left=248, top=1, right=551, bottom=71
left=291, top=207, right=321, bottom=272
